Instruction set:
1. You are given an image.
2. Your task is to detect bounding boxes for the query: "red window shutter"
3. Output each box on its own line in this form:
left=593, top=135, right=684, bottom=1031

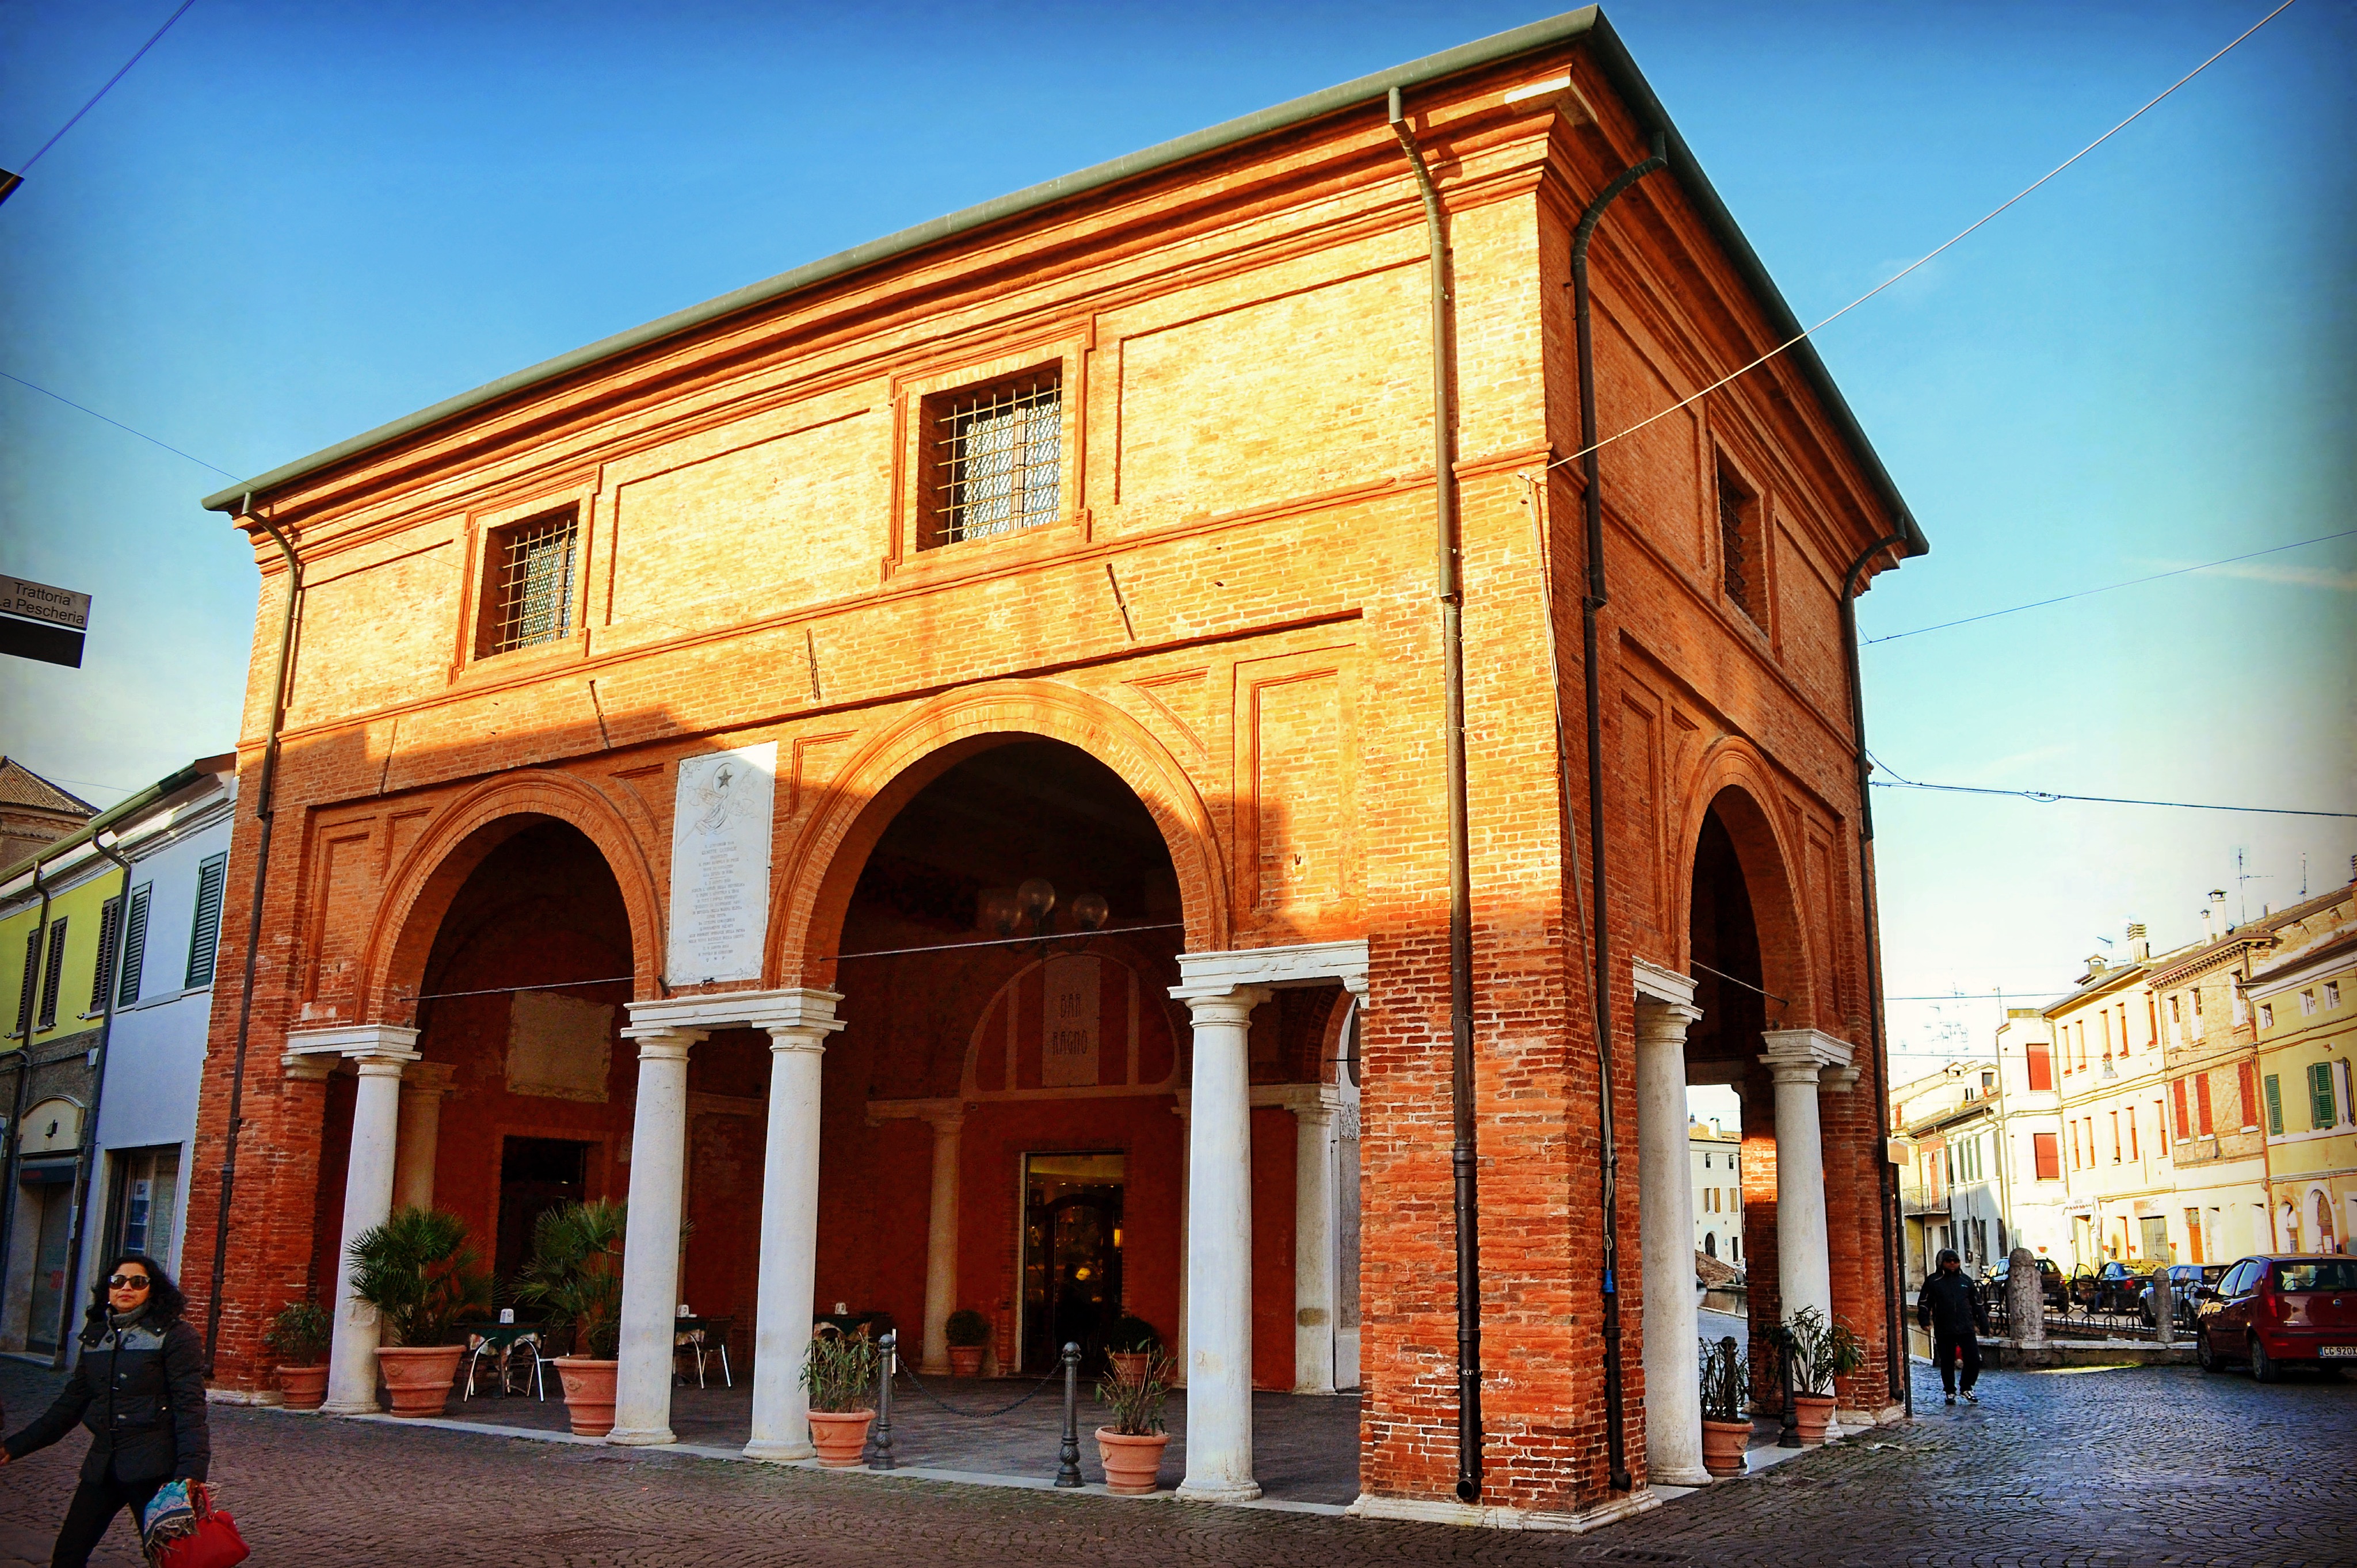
left=2173, top=1079, right=2188, bottom=1138
left=2237, top=1063, right=2257, bottom=1128
left=2034, top=1132, right=2060, bottom=1181
left=2196, top=1074, right=2214, bottom=1135
left=2027, top=1044, right=2053, bottom=1093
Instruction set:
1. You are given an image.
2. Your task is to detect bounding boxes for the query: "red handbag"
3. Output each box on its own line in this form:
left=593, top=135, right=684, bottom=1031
left=144, top=1482, right=249, bottom=1568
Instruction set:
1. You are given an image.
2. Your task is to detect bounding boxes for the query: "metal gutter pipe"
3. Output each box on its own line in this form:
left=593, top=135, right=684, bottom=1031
left=55, top=833, right=133, bottom=1364
left=1387, top=85, right=1483, bottom=1506
left=0, top=857, right=54, bottom=1302
left=1840, top=533, right=1909, bottom=1416
left=201, top=498, right=301, bottom=1374
left=1569, top=130, right=1665, bottom=1496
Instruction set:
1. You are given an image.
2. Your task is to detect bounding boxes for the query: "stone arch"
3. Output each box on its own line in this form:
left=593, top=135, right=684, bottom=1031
left=769, top=679, right=1228, bottom=989
left=358, top=769, right=665, bottom=1021
left=951, top=934, right=1183, bottom=1100
left=1672, top=738, right=1820, bottom=1029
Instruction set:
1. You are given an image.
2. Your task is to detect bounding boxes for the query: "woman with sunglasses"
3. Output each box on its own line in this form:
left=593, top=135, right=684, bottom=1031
left=0, top=1251, right=211, bottom=1566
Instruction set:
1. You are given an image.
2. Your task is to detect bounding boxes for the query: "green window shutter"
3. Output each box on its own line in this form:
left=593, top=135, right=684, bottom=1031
left=12, top=928, right=38, bottom=1036
left=89, top=897, right=123, bottom=1015
left=2264, top=1074, right=2283, bottom=1135
left=2313, top=1063, right=2339, bottom=1131
left=117, top=884, right=151, bottom=1008
left=185, top=853, right=228, bottom=990
left=36, top=917, right=67, bottom=1031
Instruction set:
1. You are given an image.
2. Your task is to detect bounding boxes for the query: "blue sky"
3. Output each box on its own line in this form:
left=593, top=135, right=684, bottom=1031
left=2, top=2, right=2350, bottom=1080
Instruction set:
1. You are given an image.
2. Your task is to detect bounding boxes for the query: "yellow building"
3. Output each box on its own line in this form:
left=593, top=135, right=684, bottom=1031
left=2250, top=876, right=2356, bottom=1255
left=2047, top=928, right=2179, bottom=1271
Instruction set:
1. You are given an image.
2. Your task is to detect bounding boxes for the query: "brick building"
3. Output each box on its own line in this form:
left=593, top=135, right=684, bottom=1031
left=181, top=10, right=1924, bottom=1525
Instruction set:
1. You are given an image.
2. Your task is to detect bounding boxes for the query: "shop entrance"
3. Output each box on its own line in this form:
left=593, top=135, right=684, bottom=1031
left=495, top=1137, right=590, bottom=1285
left=1021, top=1152, right=1124, bottom=1372
left=24, top=1179, right=74, bottom=1356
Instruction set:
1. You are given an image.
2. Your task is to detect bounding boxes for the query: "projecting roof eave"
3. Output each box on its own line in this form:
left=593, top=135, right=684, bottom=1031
left=2040, top=963, right=2153, bottom=1018
left=197, top=8, right=1927, bottom=563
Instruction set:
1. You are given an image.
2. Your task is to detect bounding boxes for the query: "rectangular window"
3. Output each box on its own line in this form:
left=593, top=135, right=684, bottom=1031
left=2110, top=1111, right=2121, bottom=1163
left=2192, top=989, right=2203, bottom=1018
left=926, top=368, right=1063, bottom=547
left=13, top=925, right=41, bottom=1036
left=2026, top=1042, right=2053, bottom=1092
left=479, top=509, right=579, bottom=655
left=1717, top=463, right=1761, bottom=623
left=2313, top=1062, right=2339, bottom=1130
left=2195, top=1073, right=2214, bottom=1136
left=2264, top=1074, right=2283, bottom=1135
left=2260, top=1002, right=2275, bottom=1029
left=2327, top=981, right=2342, bottom=1009
left=2128, top=1107, right=2139, bottom=1161
left=2033, top=1132, right=2059, bottom=1181
left=2301, top=989, right=2318, bottom=1017
left=116, top=884, right=150, bottom=1008
left=184, top=853, right=228, bottom=990
left=2238, top=1062, right=2259, bottom=1130
left=88, top=896, right=122, bottom=1016
left=2173, top=1078, right=2190, bottom=1139
left=35, top=916, right=68, bottom=1031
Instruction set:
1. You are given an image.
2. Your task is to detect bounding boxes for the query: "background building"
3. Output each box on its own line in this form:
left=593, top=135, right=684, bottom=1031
left=0, top=759, right=96, bottom=871
left=2248, top=869, right=2356, bottom=1254
left=1689, top=1117, right=1742, bottom=1265
left=2048, top=932, right=2175, bottom=1272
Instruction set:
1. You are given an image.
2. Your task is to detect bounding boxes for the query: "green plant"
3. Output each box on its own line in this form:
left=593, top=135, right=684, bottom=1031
left=513, top=1199, right=628, bottom=1360
left=1782, top=1306, right=1866, bottom=1395
left=800, top=1326, right=881, bottom=1413
left=944, top=1308, right=991, bottom=1349
left=346, top=1207, right=492, bottom=1348
left=1094, top=1347, right=1175, bottom=1436
left=1105, top=1314, right=1160, bottom=1354
left=1698, top=1334, right=1747, bottom=1423
left=263, top=1299, right=331, bottom=1365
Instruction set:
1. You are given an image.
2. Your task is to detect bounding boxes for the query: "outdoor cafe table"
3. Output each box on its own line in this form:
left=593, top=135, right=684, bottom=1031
left=457, top=1320, right=545, bottom=1395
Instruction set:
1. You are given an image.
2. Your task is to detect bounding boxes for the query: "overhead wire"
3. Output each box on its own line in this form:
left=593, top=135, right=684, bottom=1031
left=13, top=0, right=200, bottom=175
left=1866, top=750, right=2354, bottom=820
left=0, top=370, right=237, bottom=477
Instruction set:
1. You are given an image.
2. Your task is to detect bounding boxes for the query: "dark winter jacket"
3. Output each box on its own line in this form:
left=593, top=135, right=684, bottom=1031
left=1916, top=1269, right=1986, bottom=1338
left=3, top=1315, right=209, bottom=1484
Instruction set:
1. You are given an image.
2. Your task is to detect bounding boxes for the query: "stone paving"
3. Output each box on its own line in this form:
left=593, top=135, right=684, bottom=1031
left=0, top=1353, right=2348, bottom=1566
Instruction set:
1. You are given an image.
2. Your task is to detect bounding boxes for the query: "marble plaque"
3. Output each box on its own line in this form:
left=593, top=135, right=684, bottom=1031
left=666, top=742, right=777, bottom=985
left=1042, top=955, right=1101, bottom=1088
left=505, top=991, right=614, bottom=1101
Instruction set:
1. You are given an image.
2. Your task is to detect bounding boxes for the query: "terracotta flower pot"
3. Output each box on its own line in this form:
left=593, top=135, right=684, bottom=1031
left=948, top=1346, right=985, bottom=1377
left=277, top=1364, right=329, bottom=1411
left=1107, top=1351, right=1150, bottom=1381
left=375, top=1345, right=466, bottom=1418
left=1791, top=1393, right=1837, bottom=1445
left=1700, top=1417, right=1751, bottom=1478
left=552, top=1356, right=619, bottom=1437
left=1096, top=1428, right=1170, bottom=1494
left=808, top=1408, right=875, bottom=1467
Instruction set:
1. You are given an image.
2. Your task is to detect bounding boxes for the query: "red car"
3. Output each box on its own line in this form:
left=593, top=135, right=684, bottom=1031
left=2193, top=1254, right=2357, bottom=1381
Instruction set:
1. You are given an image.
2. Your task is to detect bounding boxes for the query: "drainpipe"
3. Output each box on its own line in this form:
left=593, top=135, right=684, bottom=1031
left=1386, top=86, right=1482, bottom=1505
left=0, top=857, right=54, bottom=1304
left=54, top=832, right=134, bottom=1364
left=1840, top=533, right=1908, bottom=1414
left=201, top=496, right=301, bottom=1374
left=1569, top=129, right=1666, bottom=1495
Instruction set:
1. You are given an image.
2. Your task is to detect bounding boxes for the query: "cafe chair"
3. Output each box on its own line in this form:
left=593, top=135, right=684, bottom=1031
left=674, top=1317, right=733, bottom=1388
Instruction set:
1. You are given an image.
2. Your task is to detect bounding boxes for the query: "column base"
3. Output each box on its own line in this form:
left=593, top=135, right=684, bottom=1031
left=1175, top=1479, right=1263, bottom=1504
left=743, top=1439, right=815, bottom=1462
left=605, top=1426, right=679, bottom=1447
left=320, top=1399, right=380, bottom=1416
left=919, top=1360, right=949, bottom=1376
left=1652, top=1465, right=1713, bottom=1487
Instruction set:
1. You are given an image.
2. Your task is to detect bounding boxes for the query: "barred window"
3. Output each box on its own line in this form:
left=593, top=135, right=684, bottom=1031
left=482, top=510, right=578, bottom=654
left=926, top=370, right=1062, bottom=547
left=1717, top=464, right=1761, bottom=624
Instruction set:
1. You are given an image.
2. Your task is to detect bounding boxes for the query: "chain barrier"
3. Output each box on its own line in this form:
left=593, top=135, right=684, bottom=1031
left=893, top=1356, right=1070, bottom=1420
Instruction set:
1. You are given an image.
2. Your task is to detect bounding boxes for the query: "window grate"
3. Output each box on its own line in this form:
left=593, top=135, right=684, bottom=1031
left=933, top=373, right=1061, bottom=544
left=486, top=512, right=578, bottom=654
left=1719, top=471, right=1756, bottom=621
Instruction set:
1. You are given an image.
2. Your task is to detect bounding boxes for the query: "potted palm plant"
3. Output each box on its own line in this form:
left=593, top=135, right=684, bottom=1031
left=264, top=1300, right=331, bottom=1411
left=800, top=1326, right=881, bottom=1466
left=1104, top=1314, right=1160, bottom=1381
left=944, top=1308, right=990, bottom=1377
left=514, top=1198, right=628, bottom=1436
left=1782, top=1306, right=1865, bottom=1445
left=1093, top=1347, right=1174, bottom=1494
left=346, top=1206, right=492, bottom=1417
left=1698, top=1334, right=1750, bottom=1478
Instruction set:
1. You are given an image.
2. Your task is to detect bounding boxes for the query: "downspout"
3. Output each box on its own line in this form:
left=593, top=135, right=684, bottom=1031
left=1840, top=533, right=1908, bottom=1415
left=201, top=496, right=300, bottom=1374
left=1570, top=131, right=1665, bottom=1495
left=54, top=833, right=134, bottom=1364
left=0, top=857, right=54, bottom=1301
left=1386, top=86, right=1482, bottom=1504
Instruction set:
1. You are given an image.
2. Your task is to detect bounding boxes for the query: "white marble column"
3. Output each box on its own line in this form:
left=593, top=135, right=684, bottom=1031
left=609, top=1026, right=704, bottom=1445
left=287, top=1024, right=419, bottom=1417
left=1172, top=984, right=1267, bottom=1504
left=1172, top=1102, right=1190, bottom=1388
left=1760, top=1029, right=1852, bottom=1337
left=746, top=990, right=844, bottom=1461
left=391, top=1061, right=457, bottom=1212
left=918, top=1107, right=965, bottom=1375
left=1291, top=1088, right=1341, bottom=1394
left=1634, top=965, right=1708, bottom=1486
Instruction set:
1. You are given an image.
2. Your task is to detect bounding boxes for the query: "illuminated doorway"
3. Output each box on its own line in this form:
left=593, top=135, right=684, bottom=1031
left=1021, top=1152, right=1124, bottom=1371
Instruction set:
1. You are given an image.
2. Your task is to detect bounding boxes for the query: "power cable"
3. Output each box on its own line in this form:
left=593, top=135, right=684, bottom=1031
left=0, top=370, right=237, bottom=477
left=10, top=1, right=199, bottom=178
left=1540, top=0, right=2301, bottom=478
left=1867, top=750, right=2355, bottom=820
left=1866, top=529, right=2356, bottom=644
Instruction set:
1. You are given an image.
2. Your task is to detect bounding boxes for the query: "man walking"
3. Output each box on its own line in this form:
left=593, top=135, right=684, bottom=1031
left=1917, top=1248, right=1986, bottom=1405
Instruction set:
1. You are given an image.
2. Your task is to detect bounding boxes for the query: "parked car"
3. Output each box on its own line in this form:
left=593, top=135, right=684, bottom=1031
left=1978, top=1254, right=2067, bottom=1314
left=2071, top=1260, right=2157, bottom=1315
left=2139, top=1263, right=2229, bottom=1328
left=2193, top=1255, right=2357, bottom=1382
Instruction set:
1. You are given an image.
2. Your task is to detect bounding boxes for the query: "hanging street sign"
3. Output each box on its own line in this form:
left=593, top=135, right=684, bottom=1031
left=0, top=573, right=91, bottom=668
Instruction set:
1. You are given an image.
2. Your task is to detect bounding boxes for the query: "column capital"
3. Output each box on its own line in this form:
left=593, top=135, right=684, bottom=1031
left=1250, top=1082, right=1343, bottom=1121
left=1174, top=937, right=1367, bottom=998
left=1633, top=996, right=1703, bottom=1041
left=1761, top=1027, right=1854, bottom=1084
left=281, top=1051, right=334, bottom=1083
left=628, top=1028, right=705, bottom=1063
left=1171, top=985, right=1269, bottom=1025
left=399, top=1060, right=459, bottom=1097
left=285, top=1022, right=420, bottom=1062
left=867, top=1096, right=965, bottom=1130
left=1631, top=956, right=1698, bottom=1008
left=626, top=986, right=844, bottom=1037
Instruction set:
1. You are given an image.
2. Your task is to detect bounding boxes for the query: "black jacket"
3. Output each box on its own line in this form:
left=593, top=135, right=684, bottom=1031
left=1916, top=1269, right=1986, bottom=1338
left=4, top=1315, right=210, bottom=1484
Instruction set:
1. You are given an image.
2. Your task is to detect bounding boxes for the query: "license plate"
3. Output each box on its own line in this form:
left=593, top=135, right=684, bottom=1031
left=2322, top=1345, right=2357, bottom=1359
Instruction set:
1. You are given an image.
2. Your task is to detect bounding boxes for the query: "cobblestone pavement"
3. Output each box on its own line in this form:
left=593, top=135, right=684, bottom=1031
left=0, top=1355, right=2347, bottom=1566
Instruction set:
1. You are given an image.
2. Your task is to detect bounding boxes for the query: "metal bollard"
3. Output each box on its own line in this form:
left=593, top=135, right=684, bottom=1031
left=1055, top=1341, right=1084, bottom=1487
left=870, top=1330, right=898, bottom=1470
left=1777, top=1329, right=1802, bottom=1449
left=2153, top=1270, right=2176, bottom=1348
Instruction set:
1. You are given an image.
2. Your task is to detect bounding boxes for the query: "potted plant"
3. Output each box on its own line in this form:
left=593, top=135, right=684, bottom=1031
left=1093, top=1347, right=1174, bottom=1494
left=800, top=1326, right=881, bottom=1466
left=1782, top=1306, right=1865, bottom=1445
left=1104, top=1314, right=1160, bottom=1380
left=346, top=1206, right=492, bottom=1418
left=514, top=1198, right=628, bottom=1436
left=264, top=1299, right=332, bottom=1411
left=944, top=1308, right=991, bottom=1377
left=1697, top=1334, right=1750, bottom=1478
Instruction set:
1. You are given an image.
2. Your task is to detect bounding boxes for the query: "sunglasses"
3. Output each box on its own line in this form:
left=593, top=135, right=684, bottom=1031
left=107, top=1275, right=152, bottom=1291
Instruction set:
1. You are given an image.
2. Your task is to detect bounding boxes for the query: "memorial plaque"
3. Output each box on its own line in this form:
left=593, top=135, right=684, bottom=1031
left=666, top=742, right=777, bottom=985
left=1042, top=955, right=1101, bottom=1088
left=505, top=991, right=615, bottom=1101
